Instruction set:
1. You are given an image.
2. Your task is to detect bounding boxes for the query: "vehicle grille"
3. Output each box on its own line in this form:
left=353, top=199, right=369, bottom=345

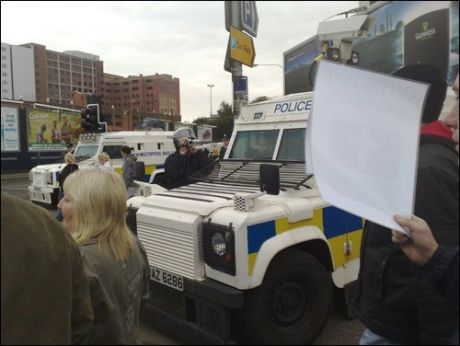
left=33, top=172, right=47, bottom=186
left=137, top=221, right=196, bottom=279
left=125, top=207, right=138, bottom=236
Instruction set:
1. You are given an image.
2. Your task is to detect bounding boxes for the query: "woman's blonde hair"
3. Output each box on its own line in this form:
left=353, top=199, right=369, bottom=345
left=98, top=152, right=111, bottom=163
left=64, top=169, right=133, bottom=261
left=64, top=152, right=77, bottom=164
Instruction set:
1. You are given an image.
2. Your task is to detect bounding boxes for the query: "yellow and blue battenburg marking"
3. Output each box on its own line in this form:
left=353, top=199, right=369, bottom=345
left=114, top=164, right=162, bottom=182
left=247, top=206, right=364, bottom=275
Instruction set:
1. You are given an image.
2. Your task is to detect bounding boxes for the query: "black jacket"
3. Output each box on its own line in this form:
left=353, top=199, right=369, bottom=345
left=219, top=146, right=227, bottom=160
left=59, top=163, right=79, bottom=193
left=357, top=134, right=459, bottom=344
left=164, top=152, right=189, bottom=189
left=422, top=245, right=459, bottom=307
left=190, top=150, right=209, bottom=175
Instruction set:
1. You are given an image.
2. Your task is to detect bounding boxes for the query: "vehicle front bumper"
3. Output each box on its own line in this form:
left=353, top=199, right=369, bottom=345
left=28, top=185, right=59, bottom=205
left=144, top=276, right=244, bottom=343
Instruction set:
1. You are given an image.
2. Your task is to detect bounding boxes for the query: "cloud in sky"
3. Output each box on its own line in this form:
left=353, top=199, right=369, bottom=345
left=2, top=1, right=357, bottom=121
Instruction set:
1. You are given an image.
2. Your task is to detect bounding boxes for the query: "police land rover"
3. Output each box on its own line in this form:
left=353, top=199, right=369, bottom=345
left=127, top=92, right=363, bottom=344
left=28, top=127, right=195, bottom=206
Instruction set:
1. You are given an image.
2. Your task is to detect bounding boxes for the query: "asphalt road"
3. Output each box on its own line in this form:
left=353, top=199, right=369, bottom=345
left=1, top=174, right=365, bottom=345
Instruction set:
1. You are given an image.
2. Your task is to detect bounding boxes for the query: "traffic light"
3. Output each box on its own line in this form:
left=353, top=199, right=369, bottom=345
left=80, top=104, right=101, bottom=133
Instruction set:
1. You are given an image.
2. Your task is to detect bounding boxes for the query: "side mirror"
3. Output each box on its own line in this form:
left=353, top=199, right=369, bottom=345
left=260, top=164, right=280, bottom=195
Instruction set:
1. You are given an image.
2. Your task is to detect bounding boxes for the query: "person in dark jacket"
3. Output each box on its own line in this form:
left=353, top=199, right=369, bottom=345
left=1, top=192, right=93, bottom=344
left=56, top=152, right=79, bottom=221
left=358, top=65, right=459, bottom=345
left=189, top=143, right=210, bottom=175
left=219, top=134, right=230, bottom=160
left=391, top=74, right=459, bottom=344
left=393, top=215, right=459, bottom=307
left=164, top=137, right=191, bottom=189
left=120, top=145, right=139, bottom=198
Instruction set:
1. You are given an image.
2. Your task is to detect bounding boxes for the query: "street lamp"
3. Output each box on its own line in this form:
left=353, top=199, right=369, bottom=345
left=207, top=84, right=214, bottom=117
left=111, top=105, right=115, bottom=131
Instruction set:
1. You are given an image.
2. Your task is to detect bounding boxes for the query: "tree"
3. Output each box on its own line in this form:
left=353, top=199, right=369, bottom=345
left=250, top=96, right=271, bottom=104
left=192, top=101, right=234, bottom=141
left=193, top=117, right=209, bottom=125
left=217, top=101, right=233, bottom=117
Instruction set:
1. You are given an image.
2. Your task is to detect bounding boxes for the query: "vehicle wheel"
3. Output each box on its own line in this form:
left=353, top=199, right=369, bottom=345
left=235, top=250, right=332, bottom=345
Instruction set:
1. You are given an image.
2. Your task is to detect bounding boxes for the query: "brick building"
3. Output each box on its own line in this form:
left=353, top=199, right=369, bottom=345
left=19, top=43, right=104, bottom=106
left=102, top=73, right=181, bottom=130
left=2, top=42, right=181, bottom=131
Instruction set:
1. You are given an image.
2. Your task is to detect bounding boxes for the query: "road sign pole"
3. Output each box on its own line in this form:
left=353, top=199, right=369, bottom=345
left=232, top=62, right=243, bottom=118
left=225, top=1, right=258, bottom=119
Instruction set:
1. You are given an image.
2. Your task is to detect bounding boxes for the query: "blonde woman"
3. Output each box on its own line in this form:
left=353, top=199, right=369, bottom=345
left=98, top=152, right=114, bottom=173
left=58, top=170, right=149, bottom=344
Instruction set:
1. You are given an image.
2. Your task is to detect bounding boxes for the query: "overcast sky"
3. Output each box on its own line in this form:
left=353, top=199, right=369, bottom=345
left=2, top=1, right=357, bottom=121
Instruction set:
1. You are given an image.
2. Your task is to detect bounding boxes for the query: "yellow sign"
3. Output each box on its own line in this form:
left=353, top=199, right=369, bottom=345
left=229, top=26, right=255, bottom=67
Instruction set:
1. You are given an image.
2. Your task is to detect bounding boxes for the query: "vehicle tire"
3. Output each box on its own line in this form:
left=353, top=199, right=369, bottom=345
left=235, top=249, right=332, bottom=345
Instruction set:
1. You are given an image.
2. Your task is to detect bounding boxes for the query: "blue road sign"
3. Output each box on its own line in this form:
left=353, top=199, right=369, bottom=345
left=240, top=1, right=259, bottom=37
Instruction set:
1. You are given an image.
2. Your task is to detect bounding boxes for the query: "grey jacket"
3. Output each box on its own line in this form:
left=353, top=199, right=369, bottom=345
left=79, top=233, right=150, bottom=345
left=122, top=154, right=138, bottom=188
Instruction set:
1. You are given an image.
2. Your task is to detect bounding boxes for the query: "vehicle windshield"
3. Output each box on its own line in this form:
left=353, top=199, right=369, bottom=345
left=277, top=128, right=306, bottom=161
left=229, top=130, right=279, bottom=160
left=102, top=145, right=123, bottom=160
left=74, top=145, right=99, bottom=161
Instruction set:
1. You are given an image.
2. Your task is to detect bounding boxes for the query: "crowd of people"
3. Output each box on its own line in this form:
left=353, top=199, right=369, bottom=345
left=1, top=65, right=458, bottom=345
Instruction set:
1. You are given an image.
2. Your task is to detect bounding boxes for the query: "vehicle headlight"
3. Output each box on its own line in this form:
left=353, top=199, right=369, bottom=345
left=211, top=233, right=227, bottom=256
left=203, top=222, right=235, bottom=275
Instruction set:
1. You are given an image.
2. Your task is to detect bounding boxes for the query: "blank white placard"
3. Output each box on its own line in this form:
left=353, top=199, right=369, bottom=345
left=307, top=61, right=428, bottom=234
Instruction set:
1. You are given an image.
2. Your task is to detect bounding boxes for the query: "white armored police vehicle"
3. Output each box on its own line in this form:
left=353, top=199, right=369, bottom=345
left=127, top=93, right=363, bottom=344
left=127, top=0, right=459, bottom=342
left=28, top=127, right=195, bottom=206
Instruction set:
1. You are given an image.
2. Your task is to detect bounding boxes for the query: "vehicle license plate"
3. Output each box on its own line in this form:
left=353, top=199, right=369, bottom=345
left=150, top=266, right=184, bottom=291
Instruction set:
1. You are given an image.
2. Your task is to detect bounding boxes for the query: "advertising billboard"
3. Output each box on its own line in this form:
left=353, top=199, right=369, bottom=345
left=284, top=37, right=320, bottom=95
left=197, top=125, right=213, bottom=142
left=27, top=109, right=81, bottom=151
left=284, top=1, right=459, bottom=94
left=1, top=106, right=20, bottom=152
